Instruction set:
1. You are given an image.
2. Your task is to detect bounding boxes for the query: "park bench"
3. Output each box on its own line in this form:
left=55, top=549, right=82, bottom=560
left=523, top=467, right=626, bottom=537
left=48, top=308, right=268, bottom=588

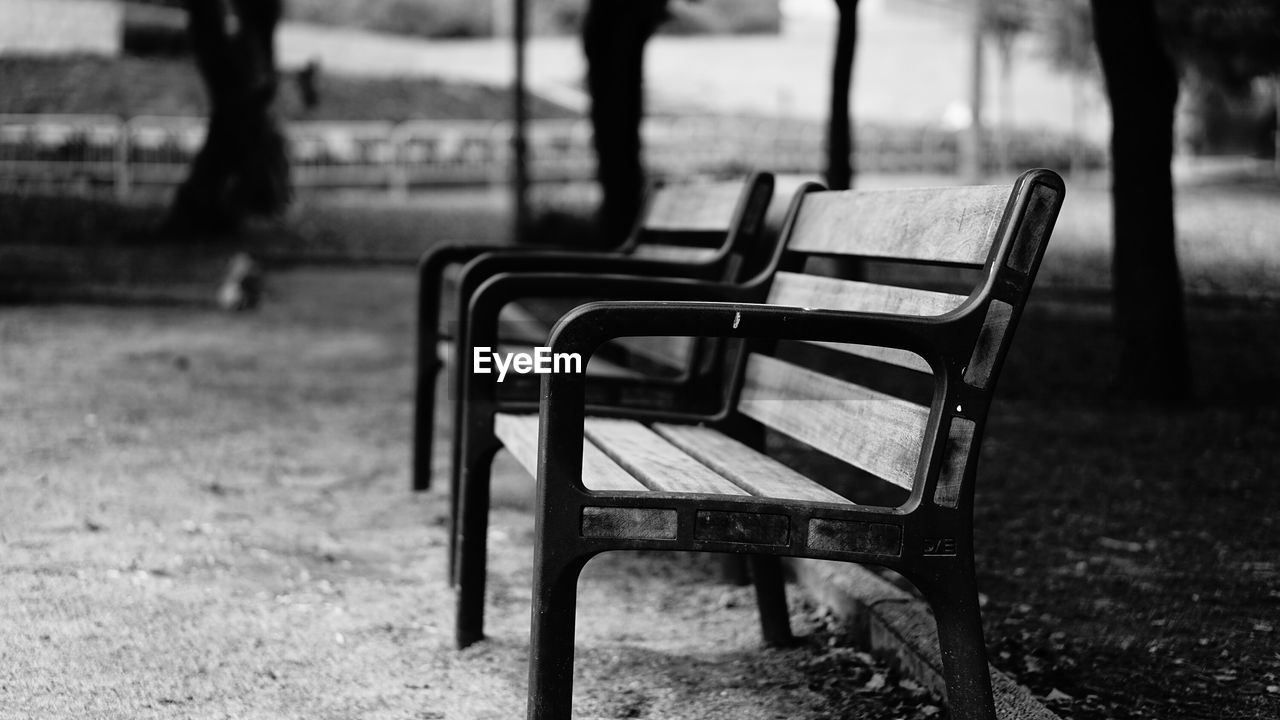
left=474, top=169, right=1064, bottom=720
left=413, top=173, right=777, bottom=495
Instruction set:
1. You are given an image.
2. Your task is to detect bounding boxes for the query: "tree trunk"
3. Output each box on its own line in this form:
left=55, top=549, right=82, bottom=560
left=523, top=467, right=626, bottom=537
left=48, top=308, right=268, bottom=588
left=826, top=0, right=858, bottom=190
left=582, top=0, right=668, bottom=246
left=1090, top=0, right=1190, bottom=404
left=167, top=0, right=290, bottom=235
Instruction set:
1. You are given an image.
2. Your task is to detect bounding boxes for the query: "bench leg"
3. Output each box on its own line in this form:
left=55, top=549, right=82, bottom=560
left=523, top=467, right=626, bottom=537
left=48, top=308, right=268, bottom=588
left=526, top=551, right=589, bottom=720
left=446, top=317, right=473, bottom=585
left=919, top=567, right=996, bottom=720
left=454, top=441, right=499, bottom=648
left=413, top=251, right=452, bottom=493
left=748, top=555, right=793, bottom=646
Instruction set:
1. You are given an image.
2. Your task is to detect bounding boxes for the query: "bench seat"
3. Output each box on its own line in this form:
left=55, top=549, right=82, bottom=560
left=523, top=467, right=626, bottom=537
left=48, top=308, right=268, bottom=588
left=495, top=413, right=851, bottom=503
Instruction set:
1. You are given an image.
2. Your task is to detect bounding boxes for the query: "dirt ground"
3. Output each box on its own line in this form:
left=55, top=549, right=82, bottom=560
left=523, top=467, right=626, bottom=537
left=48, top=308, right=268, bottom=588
left=3, top=175, right=1279, bottom=719
left=970, top=296, right=1280, bottom=720
left=0, top=269, right=944, bottom=719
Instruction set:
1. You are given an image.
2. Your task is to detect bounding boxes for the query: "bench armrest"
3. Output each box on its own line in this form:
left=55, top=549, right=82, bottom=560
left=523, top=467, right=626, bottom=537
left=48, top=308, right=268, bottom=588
left=420, top=243, right=633, bottom=343
left=535, top=300, right=959, bottom=495
left=544, top=300, right=950, bottom=362
left=454, top=250, right=727, bottom=322
left=461, top=274, right=763, bottom=418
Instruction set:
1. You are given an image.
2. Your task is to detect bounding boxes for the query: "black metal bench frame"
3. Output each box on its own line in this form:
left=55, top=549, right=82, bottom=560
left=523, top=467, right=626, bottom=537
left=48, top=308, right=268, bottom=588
left=412, top=173, right=776, bottom=496
left=518, top=169, right=1065, bottom=720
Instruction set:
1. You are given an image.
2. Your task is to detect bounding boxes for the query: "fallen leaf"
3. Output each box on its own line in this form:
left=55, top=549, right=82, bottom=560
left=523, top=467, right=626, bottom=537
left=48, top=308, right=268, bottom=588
left=1098, top=536, right=1144, bottom=553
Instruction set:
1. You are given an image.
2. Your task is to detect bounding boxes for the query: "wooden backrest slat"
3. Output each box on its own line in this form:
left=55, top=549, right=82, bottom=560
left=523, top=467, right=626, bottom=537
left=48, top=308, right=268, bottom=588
left=610, top=176, right=768, bottom=373
left=611, top=335, right=696, bottom=368
left=629, top=244, right=720, bottom=262
left=766, top=271, right=968, bottom=316
left=786, top=185, right=1010, bottom=265
left=808, top=341, right=933, bottom=374
left=737, top=355, right=929, bottom=491
left=641, top=182, right=751, bottom=234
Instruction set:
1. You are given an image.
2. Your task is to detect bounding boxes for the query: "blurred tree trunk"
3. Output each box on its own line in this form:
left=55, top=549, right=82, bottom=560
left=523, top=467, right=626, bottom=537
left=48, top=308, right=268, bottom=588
left=582, top=0, right=669, bottom=246
left=167, top=0, right=291, bottom=235
left=826, top=0, right=858, bottom=190
left=1090, top=0, right=1189, bottom=403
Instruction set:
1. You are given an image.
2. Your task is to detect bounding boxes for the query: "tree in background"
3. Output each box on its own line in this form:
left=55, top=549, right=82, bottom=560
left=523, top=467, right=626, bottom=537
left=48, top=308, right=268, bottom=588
left=167, top=0, right=290, bottom=234
left=1159, top=0, right=1280, bottom=156
left=984, top=0, right=1031, bottom=175
left=581, top=0, right=669, bottom=246
left=1090, top=0, right=1187, bottom=403
left=826, top=0, right=858, bottom=190
left=1086, top=0, right=1280, bottom=403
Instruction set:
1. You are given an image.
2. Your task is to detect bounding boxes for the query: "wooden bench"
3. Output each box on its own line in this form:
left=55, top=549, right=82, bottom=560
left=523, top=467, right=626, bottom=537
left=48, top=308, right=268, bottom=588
left=484, top=170, right=1064, bottom=720
left=413, top=173, right=777, bottom=494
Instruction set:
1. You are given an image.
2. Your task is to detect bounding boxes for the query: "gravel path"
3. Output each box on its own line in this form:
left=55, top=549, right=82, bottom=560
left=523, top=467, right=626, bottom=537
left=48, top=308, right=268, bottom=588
left=0, top=269, right=939, bottom=719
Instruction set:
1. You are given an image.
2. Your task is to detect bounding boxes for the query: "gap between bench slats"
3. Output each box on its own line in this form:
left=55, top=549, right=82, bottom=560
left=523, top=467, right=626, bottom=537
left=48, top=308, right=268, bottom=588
left=767, top=272, right=967, bottom=316
left=765, top=272, right=964, bottom=374
left=737, top=354, right=928, bottom=491
left=611, top=335, right=696, bottom=370
left=493, top=414, right=646, bottom=491
left=786, top=184, right=1010, bottom=265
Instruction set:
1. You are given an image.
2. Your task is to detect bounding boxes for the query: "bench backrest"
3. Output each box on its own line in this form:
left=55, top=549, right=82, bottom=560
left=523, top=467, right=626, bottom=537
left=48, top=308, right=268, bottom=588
left=610, top=173, right=776, bottom=373
left=732, top=169, right=1063, bottom=511
left=623, top=175, right=773, bottom=272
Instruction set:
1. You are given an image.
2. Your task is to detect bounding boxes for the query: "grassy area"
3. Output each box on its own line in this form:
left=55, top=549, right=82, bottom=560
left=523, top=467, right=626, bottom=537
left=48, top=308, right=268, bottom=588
left=285, top=0, right=781, bottom=38
left=0, top=56, right=574, bottom=121
left=4, top=172, right=1279, bottom=300
left=973, top=297, right=1280, bottom=719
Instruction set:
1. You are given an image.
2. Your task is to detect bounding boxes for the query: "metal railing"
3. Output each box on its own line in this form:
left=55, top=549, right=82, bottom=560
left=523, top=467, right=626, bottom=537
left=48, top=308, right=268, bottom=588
left=0, top=113, right=1100, bottom=197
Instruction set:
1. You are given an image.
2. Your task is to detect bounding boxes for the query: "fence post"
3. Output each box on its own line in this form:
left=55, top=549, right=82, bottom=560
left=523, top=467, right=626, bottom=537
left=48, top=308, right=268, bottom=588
left=114, top=117, right=131, bottom=200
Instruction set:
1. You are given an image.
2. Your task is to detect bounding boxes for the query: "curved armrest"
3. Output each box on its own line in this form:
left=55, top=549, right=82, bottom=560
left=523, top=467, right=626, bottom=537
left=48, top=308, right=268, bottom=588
left=545, top=300, right=951, bottom=360
left=460, top=275, right=762, bottom=413
left=456, top=250, right=725, bottom=312
left=534, top=300, right=960, bottom=496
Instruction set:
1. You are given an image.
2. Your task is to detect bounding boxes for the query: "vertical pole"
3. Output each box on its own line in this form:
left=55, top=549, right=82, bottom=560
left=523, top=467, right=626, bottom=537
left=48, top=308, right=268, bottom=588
left=512, top=0, right=529, bottom=244
left=961, top=0, right=987, bottom=181
left=1273, top=74, right=1279, bottom=179
left=115, top=120, right=131, bottom=201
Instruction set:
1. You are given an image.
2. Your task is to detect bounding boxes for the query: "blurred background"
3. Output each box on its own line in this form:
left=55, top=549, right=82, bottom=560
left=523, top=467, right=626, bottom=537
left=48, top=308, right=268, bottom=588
left=2, top=3, right=1279, bottom=718
left=3, top=0, right=1271, bottom=243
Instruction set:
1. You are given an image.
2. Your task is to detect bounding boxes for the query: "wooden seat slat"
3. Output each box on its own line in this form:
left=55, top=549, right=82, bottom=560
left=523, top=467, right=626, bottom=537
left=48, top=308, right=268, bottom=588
left=767, top=271, right=967, bottom=316
left=495, top=414, right=647, bottom=491
left=582, top=418, right=752, bottom=496
left=786, top=185, right=1009, bottom=265
left=653, top=424, right=853, bottom=504
left=737, top=355, right=929, bottom=491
